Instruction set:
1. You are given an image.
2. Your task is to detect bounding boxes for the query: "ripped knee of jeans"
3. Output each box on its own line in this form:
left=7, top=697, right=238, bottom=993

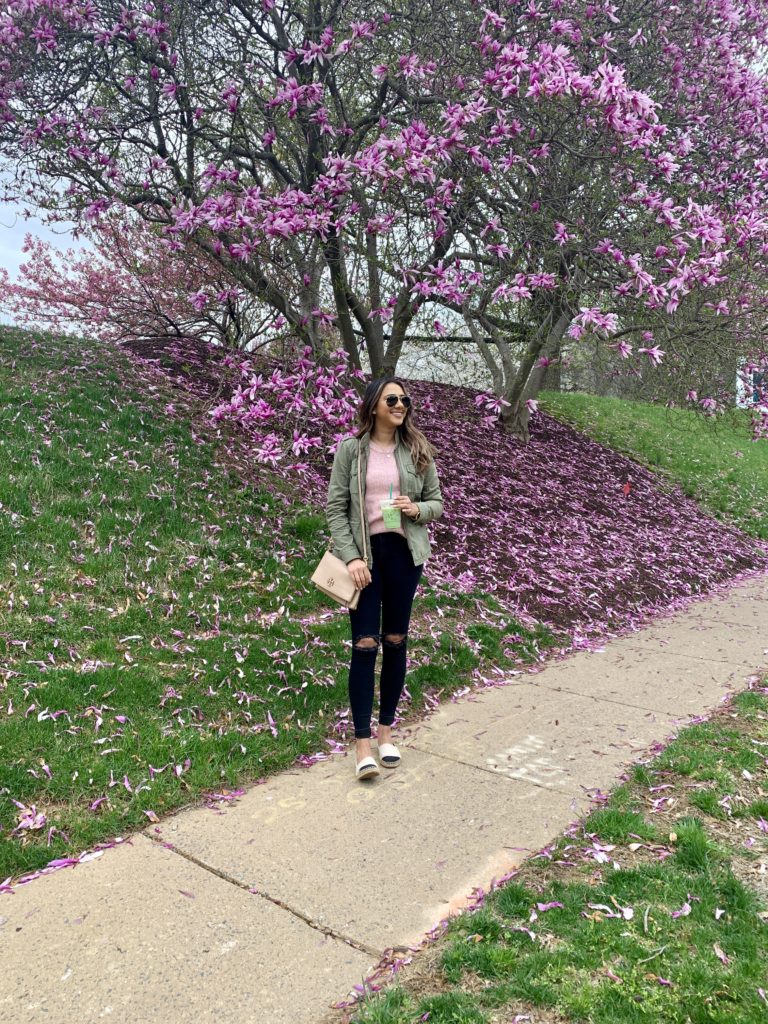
left=383, top=632, right=407, bottom=649
left=353, top=635, right=379, bottom=653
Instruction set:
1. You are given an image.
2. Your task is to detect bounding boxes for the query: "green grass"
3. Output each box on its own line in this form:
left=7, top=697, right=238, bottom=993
left=538, top=391, right=768, bottom=539
left=582, top=807, right=658, bottom=844
left=351, top=692, right=768, bottom=1024
left=0, top=329, right=556, bottom=878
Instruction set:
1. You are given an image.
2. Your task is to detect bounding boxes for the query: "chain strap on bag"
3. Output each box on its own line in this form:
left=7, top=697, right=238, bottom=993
left=311, top=440, right=367, bottom=610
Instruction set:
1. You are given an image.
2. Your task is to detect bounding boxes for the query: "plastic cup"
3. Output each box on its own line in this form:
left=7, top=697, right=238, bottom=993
left=380, top=499, right=402, bottom=529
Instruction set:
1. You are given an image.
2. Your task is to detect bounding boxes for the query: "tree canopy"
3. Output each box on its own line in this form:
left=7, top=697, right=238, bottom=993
left=1, top=0, right=767, bottom=435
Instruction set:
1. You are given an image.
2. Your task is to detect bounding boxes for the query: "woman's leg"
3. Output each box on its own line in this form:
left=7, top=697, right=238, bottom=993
left=347, top=542, right=383, bottom=757
left=378, top=536, right=423, bottom=733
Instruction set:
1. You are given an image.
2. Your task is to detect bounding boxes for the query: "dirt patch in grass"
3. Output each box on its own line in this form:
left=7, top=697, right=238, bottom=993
left=731, top=856, right=768, bottom=905
left=488, top=1010, right=569, bottom=1024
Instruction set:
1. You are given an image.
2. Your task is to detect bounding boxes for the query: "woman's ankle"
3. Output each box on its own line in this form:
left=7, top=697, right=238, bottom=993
left=355, top=737, right=373, bottom=759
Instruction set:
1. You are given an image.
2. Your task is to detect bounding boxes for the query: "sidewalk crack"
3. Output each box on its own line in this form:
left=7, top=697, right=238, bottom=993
left=611, top=642, right=761, bottom=668
left=142, top=830, right=383, bottom=960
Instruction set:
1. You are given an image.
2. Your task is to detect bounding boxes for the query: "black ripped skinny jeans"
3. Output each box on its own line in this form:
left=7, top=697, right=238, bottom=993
left=348, top=533, right=423, bottom=739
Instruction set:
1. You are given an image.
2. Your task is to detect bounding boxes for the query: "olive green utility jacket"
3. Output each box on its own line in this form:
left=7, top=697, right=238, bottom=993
left=326, top=433, right=443, bottom=569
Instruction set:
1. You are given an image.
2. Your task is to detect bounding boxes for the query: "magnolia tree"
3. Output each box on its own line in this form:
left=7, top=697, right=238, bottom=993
left=410, top=2, right=768, bottom=437
left=0, top=0, right=483, bottom=376
left=0, top=214, right=277, bottom=348
left=1, top=0, right=767, bottom=438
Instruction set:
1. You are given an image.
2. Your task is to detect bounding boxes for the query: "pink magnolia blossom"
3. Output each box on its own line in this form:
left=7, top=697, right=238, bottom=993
left=638, top=345, right=665, bottom=366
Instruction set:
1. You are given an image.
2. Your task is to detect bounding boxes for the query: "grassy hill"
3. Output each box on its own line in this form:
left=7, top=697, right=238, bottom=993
left=0, top=328, right=765, bottom=882
left=0, top=329, right=550, bottom=879
left=540, top=391, right=768, bottom=541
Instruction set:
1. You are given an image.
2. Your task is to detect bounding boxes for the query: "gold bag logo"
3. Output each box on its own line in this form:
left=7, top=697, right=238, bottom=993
left=327, top=577, right=335, bottom=586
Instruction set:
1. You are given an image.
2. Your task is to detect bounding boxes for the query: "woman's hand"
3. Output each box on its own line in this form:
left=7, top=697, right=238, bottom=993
left=346, top=558, right=371, bottom=590
left=392, top=496, right=420, bottom=520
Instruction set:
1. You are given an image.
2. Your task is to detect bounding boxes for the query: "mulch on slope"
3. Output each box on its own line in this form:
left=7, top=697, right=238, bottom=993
left=123, top=336, right=766, bottom=640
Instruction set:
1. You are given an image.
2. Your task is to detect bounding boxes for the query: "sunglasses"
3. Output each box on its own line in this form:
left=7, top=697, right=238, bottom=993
left=384, top=394, right=412, bottom=409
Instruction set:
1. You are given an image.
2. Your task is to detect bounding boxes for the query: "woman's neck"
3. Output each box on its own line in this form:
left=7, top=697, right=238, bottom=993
left=370, top=426, right=397, bottom=446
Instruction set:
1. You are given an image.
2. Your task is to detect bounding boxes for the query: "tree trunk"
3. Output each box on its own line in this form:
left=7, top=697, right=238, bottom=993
left=498, top=327, right=548, bottom=440
left=325, top=246, right=365, bottom=372
left=463, top=311, right=504, bottom=394
left=501, top=403, right=531, bottom=442
left=499, top=302, right=573, bottom=441
left=542, top=360, right=562, bottom=391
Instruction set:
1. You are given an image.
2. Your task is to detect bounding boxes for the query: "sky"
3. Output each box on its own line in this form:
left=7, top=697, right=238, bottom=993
left=0, top=200, right=77, bottom=281
left=0, top=200, right=80, bottom=325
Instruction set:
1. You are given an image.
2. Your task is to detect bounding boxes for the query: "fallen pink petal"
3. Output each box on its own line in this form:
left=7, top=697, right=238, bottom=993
left=671, top=902, right=692, bottom=919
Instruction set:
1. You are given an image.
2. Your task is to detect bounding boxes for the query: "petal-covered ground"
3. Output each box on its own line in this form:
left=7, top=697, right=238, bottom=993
left=1, top=328, right=765, bottom=883
left=418, top=380, right=765, bottom=640
left=127, top=336, right=767, bottom=643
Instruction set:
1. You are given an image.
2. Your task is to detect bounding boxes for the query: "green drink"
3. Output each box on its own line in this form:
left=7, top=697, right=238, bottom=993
left=380, top=499, right=402, bottom=529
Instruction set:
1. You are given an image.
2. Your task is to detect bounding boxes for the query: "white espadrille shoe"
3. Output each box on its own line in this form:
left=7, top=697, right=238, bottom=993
left=355, top=755, right=380, bottom=780
left=378, top=743, right=401, bottom=768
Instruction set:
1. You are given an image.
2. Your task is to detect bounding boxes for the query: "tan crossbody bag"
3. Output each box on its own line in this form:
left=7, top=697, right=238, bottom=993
left=311, top=441, right=366, bottom=610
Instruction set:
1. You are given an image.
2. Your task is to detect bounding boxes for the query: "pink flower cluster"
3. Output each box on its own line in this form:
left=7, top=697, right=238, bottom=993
left=209, top=347, right=364, bottom=470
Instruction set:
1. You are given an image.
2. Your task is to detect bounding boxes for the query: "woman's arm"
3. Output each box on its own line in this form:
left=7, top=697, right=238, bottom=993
left=413, top=460, right=443, bottom=524
left=325, top=440, right=363, bottom=565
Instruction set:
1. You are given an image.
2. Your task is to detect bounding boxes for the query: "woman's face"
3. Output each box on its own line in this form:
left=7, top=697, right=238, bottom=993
left=374, top=382, right=410, bottom=430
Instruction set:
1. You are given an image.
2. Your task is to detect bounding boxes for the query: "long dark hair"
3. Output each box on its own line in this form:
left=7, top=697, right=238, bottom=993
left=355, top=377, right=436, bottom=475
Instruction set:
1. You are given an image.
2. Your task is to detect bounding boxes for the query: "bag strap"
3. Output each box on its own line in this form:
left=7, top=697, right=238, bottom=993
left=357, top=439, right=368, bottom=564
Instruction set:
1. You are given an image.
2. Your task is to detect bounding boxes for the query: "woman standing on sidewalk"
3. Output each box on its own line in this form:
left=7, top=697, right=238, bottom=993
left=326, top=378, right=443, bottom=780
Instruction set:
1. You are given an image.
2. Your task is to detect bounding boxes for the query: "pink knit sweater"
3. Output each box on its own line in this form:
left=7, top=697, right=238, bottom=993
left=365, top=446, right=405, bottom=538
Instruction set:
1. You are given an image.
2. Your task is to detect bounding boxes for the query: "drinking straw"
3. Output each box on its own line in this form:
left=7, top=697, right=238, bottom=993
left=389, top=484, right=392, bottom=500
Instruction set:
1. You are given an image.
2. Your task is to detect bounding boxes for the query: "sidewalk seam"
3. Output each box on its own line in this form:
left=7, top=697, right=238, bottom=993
left=608, top=643, right=761, bottom=667
left=694, top=617, right=768, bottom=627
left=522, top=681, right=714, bottom=716
left=408, top=714, right=684, bottom=798
left=142, top=829, right=383, bottom=960
left=528, top=679, right=737, bottom=720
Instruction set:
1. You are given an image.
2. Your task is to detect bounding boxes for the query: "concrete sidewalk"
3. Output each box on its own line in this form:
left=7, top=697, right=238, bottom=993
left=2, top=575, right=767, bottom=1024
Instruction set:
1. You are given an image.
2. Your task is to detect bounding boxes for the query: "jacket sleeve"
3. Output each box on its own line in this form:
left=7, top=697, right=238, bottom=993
left=325, top=440, right=363, bottom=565
left=415, top=459, right=443, bottom=524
